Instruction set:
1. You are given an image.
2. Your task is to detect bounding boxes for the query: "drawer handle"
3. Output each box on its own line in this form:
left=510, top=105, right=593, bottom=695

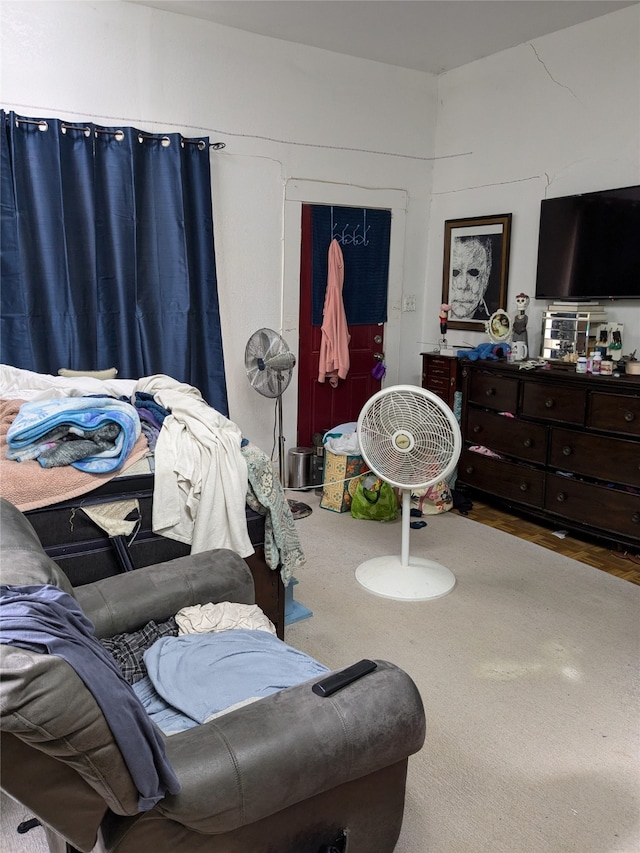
left=545, top=398, right=555, bottom=408
left=472, top=425, right=481, bottom=434
left=562, top=446, right=572, bottom=456
left=466, top=465, right=474, bottom=475
left=632, top=513, right=640, bottom=525
left=519, top=482, right=529, bottom=492
left=486, top=388, right=496, bottom=397
left=523, top=438, right=532, bottom=448
left=624, top=411, right=635, bottom=423
left=556, top=492, right=567, bottom=503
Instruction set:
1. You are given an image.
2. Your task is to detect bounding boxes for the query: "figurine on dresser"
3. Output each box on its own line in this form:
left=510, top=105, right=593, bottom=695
left=439, top=303, right=451, bottom=349
left=512, top=293, right=530, bottom=349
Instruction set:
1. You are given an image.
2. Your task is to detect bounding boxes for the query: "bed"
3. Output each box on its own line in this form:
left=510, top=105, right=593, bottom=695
left=0, top=365, right=305, bottom=638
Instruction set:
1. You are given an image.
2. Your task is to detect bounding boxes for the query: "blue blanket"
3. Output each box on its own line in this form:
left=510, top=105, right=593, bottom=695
left=135, top=630, right=329, bottom=733
left=6, top=396, right=140, bottom=473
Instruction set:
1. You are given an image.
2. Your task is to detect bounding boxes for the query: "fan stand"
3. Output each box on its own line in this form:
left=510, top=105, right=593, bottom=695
left=275, top=390, right=312, bottom=520
left=355, top=490, right=456, bottom=601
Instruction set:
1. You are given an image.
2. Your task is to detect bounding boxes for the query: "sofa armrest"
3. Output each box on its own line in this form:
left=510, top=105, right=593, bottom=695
left=74, top=550, right=255, bottom=638
left=157, top=659, right=425, bottom=834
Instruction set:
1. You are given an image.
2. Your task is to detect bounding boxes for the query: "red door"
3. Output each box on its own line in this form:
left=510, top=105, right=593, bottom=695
left=297, top=204, right=386, bottom=447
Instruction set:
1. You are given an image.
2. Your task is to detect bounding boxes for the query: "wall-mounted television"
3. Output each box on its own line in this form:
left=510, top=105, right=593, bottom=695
left=534, top=184, right=640, bottom=301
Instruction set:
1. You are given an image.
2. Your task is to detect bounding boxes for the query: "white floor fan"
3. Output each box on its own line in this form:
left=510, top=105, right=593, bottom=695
left=355, top=384, right=462, bottom=601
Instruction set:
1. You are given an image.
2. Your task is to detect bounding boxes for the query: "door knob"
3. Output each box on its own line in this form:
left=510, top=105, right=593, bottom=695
left=373, top=352, right=385, bottom=361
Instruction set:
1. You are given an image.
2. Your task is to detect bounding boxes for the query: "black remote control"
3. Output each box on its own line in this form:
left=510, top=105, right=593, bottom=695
left=312, top=659, right=377, bottom=697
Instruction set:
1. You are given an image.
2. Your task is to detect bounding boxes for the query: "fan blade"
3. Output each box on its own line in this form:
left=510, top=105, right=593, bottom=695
left=245, top=328, right=275, bottom=365
left=258, top=329, right=273, bottom=358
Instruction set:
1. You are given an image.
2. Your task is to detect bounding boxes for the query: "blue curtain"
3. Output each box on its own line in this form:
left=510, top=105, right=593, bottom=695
left=0, top=111, right=228, bottom=415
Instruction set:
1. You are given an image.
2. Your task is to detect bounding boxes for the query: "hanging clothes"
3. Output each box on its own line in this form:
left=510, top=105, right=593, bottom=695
left=318, top=239, right=350, bottom=388
left=311, top=205, right=391, bottom=327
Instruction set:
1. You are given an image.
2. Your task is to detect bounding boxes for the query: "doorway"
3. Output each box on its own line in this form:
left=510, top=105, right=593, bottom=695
left=297, top=203, right=390, bottom=447
left=282, top=179, right=408, bottom=459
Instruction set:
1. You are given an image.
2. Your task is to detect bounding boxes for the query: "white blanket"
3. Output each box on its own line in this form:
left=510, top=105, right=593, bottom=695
left=0, top=363, right=137, bottom=400
left=175, top=602, right=276, bottom=636
left=135, top=375, right=254, bottom=558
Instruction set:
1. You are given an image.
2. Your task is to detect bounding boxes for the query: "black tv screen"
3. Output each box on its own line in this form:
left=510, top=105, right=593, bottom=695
left=534, top=185, right=640, bottom=300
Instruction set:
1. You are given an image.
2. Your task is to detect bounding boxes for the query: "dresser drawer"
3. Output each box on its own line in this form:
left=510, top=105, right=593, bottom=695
left=423, top=353, right=458, bottom=373
left=426, top=374, right=451, bottom=391
left=549, top=428, right=640, bottom=488
left=425, top=356, right=456, bottom=378
left=466, top=372, right=518, bottom=413
left=459, top=449, right=544, bottom=508
left=465, top=409, right=548, bottom=464
left=429, top=388, right=452, bottom=409
left=545, top=473, right=640, bottom=542
left=521, top=382, right=586, bottom=425
left=588, top=392, right=640, bottom=438
left=422, top=354, right=459, bottom=410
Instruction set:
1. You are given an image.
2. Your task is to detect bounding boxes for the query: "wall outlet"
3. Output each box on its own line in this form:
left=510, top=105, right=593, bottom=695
left=402, top=294, right=416, bottom=312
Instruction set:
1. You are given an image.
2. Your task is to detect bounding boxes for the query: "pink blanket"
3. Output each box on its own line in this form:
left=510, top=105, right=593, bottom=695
left=1, top=399, right=149, bottom=512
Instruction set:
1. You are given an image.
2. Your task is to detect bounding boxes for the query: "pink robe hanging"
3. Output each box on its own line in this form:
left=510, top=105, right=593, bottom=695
left=318, top=239, right=350, bottom=387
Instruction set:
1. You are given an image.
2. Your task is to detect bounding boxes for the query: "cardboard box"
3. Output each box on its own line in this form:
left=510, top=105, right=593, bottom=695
left=320, top=450, right=368, bottom=513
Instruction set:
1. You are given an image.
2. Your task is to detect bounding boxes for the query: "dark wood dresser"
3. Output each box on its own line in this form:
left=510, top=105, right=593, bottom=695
left=421, top=352, right=461, bottom=410
left=457, top=360, right=640, bottom=552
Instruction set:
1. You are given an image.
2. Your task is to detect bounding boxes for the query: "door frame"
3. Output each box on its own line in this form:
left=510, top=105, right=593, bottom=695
left=282, top=179, right=408, bottom=451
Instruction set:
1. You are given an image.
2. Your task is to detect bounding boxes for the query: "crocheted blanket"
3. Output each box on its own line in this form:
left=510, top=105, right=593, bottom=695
left=242, top=441, right=305, bottom=586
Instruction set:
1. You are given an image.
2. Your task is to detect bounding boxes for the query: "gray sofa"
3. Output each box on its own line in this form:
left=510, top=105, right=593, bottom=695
left=0, top=498, right=426, bottom=853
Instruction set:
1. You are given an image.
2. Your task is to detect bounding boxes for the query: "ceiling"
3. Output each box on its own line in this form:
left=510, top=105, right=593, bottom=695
left=126, top=0, right=637, bottom=74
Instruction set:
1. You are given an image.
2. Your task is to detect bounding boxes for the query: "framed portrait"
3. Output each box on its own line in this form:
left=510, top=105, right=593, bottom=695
left=441, top=213, right=512, bottom=332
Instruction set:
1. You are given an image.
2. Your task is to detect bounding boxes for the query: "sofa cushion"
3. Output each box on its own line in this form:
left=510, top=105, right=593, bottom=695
left=0, top=644, right=142, bottom=816
left=0, top=584, right=180, bottom=812
left=0, top=499, right=74, bottom=595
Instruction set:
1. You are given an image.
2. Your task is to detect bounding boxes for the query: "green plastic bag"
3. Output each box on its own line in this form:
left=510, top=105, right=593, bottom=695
left=350, top=475, right=398, bottom=522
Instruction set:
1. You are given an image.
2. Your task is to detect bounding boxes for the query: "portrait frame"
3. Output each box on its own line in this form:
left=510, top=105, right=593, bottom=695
left=441, top=213, right=512, bottom=332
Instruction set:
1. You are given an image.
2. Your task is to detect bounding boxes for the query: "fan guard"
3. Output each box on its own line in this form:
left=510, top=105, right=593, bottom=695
left=355, top=385, right=462, bottom=601
left=245, top=328, right=296, bottom=400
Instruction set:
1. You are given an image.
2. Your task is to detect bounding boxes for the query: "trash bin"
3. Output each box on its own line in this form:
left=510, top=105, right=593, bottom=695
left=288, top=447, right=314, bottom=489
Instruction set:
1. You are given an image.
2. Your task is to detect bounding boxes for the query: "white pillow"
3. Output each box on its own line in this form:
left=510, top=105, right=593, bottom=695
left=58, top=367, right=118, bottom=380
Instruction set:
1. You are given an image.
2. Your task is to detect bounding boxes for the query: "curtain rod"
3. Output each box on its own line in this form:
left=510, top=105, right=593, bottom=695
left=9, top=115, right=225, bottom=149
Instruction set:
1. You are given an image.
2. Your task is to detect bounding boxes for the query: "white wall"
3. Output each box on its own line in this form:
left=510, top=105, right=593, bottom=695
left=0, top=0, right=436, bottom=456
left=2, top=2, right=639, bottom=459
left=425, top=5, right=640, bottom=359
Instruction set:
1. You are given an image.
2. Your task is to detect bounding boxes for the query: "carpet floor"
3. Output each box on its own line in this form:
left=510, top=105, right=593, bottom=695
left=2, top=492, right=638, bottom=853
left=284, top=492, right=639, bottom=853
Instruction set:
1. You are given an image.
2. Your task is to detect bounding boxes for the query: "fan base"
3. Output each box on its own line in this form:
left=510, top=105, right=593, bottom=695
left=355, top=555, right=456, bottom=601
left=287, top=499, right=312, bottom=520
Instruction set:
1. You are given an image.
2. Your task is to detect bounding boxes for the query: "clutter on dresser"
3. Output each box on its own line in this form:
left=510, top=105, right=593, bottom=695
left=624, top=350, right=640, bottom=375
left=541, top=304, right=608, bottom=362
left=512, top=293, right=530, bottom=350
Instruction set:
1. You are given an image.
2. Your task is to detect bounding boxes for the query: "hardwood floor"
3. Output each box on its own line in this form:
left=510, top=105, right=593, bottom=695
left=464, top=498, right=640, bottom=586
